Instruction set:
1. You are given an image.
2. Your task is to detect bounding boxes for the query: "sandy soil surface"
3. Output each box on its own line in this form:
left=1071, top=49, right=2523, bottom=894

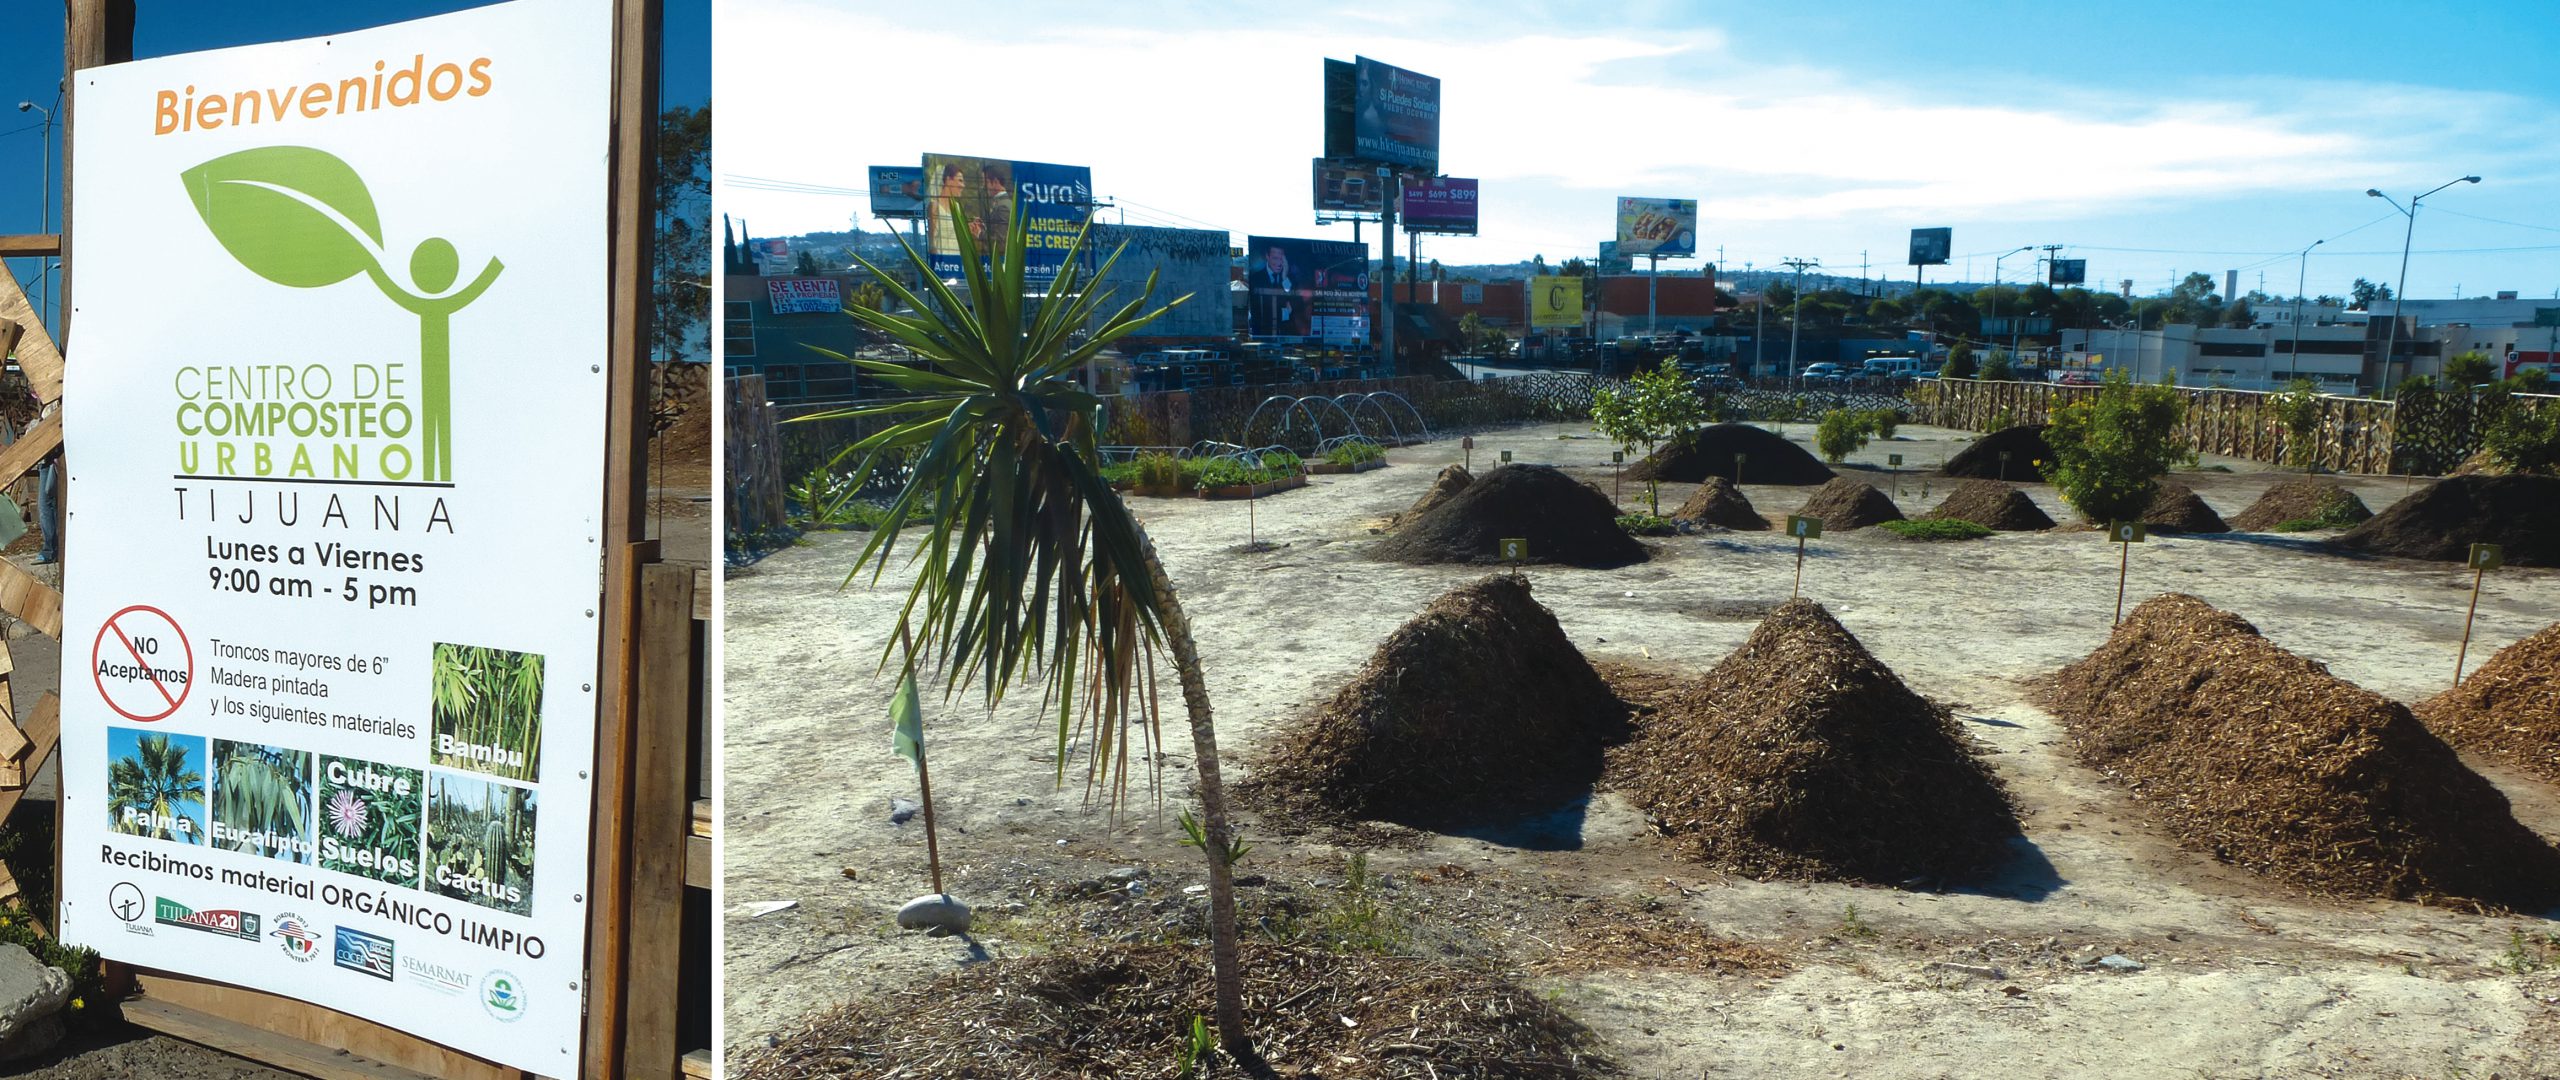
left=723, top=421, right=2560, bottom=1078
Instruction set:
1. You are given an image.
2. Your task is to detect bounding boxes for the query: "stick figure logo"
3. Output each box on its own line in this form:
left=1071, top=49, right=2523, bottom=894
left=109, top=882, right=146, bottom=924
left=181, top=146, right=503, bottom=483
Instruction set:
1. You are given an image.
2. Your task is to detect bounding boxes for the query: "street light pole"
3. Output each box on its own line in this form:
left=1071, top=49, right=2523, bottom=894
left=2368, top=175, right=2480, bottom=396
left=1781, top=258, right=1817, bottom=380
left=1992, top=246, right=2030, bottom=375
left=16, top=100, right=50, bottom=333
left=2288, top=239, right=2322, bottom=384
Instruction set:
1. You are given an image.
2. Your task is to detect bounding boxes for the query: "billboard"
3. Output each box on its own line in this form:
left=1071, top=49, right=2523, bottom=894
left=1324, top=56, right=1439, bottom=171
left=867, top=165, right=924, bottom=219
left=747, top=238, right=790, bottom=275
left=62, top=1, right=608, bottom=1072
left=1529, top=275, right=1585, bottom=329
left=1088, top=226, right=1232, bottom=340
left=921, top=153, right=1094, bottom=283
left=1400, top=177, right=1478, bottom=235
left=1313, top=159, right=1388, bottom=215
left=1616, top=197, right=1696, bottom=258
left=2049, top=258, right=2087, bottom=286
left=766, top=278, right=842, bottom=315
left=1909, top=227, right=1952, bottom=266
left=1245, top=235, right=1371, bottom=341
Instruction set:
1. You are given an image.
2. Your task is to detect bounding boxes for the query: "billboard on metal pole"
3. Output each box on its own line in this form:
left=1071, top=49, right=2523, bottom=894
left=1323, top=56, right=1439, bottom=171
left=1245, top=235, right=1371, bottom=342
left=2049, top=258, right=2087, bottom=286
left=62, top=1, right=609, bottom=1072
left=1529, top=275, right=1584, bottom=329
left=1312, top=158, right=1389, bottom=215
left=921, top=153, right=1094, bottom=284
left=1909, top=228, right=1952, bottom=266
left=1400, top=177, right=1478, bottom=235
left=1615, top=197, right=1696, bottom=258
left=867, top=165, right=924, bottom=219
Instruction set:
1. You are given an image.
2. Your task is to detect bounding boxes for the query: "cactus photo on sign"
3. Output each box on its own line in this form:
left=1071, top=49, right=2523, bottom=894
left=426, top=771, right=536, bottom=916
left=429, top=642, right=546, bottom=783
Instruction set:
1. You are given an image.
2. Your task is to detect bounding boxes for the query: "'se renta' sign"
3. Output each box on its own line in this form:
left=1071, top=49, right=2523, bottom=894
left=60, top=2, right=609, bottom=1071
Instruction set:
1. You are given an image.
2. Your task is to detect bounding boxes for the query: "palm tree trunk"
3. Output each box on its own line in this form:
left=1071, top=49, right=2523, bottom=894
left=1135, top=531, right=1250, bottom=1058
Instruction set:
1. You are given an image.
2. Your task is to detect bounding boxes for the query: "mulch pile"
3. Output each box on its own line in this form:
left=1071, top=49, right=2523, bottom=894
left=2041, top=593, right=2560, bottom=909
left=1625, top=424, right=1834, bottom=485
left=1920, top=480, right=2054, bottom=531
left=1793, top=477, right=1904, bottom=531
left=1668, top=476, right=1768, bottom=530
left=1399, top=463, right=1473, bottom=523
left=1607, top=600, right=2023, bottom=885
left=2229, top=478, right=2374, bottom=531
left=2418, top=621, right=2560, bottom=784
left=731, top=942, right=1614, bottom=1080
left=2140, top=483, right=2228, bottom=533
left=2335, top=475, right=2560, bottom=567
left=1940, top=425, right=2054, bottom=479
left=1373, top=464, right=1648, bottom=567
left=1241, top=574, right=1629, bottom=827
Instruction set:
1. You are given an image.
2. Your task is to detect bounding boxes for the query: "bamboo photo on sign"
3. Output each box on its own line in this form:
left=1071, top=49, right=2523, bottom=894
left=428, top=641, right=546, bottom=783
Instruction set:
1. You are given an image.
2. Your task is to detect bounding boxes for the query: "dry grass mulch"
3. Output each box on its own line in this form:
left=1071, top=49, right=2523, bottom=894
left=1793, top=477, right=1904, bottom=531
left=1605, top=600, right=2023, bottom=886
left=2228, top=477, right=2372, bottom=532
left=732, top=942, right=1618, bottom=1080
left=2419, top=621, right=2560, bottom=783
left=1918, top=480, right=2053, bottom=531
left=2042, top=593, right=2560, bottom=910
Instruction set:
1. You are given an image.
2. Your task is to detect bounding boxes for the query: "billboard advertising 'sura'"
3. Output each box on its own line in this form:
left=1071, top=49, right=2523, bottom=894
left=921, top=153, right=1094, bottom=283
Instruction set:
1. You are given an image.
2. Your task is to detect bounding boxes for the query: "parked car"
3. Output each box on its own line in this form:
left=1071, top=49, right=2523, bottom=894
left=1800, top=362, right=1845, bottom=382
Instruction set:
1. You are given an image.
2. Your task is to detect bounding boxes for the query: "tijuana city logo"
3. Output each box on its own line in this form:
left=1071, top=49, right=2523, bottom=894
left=333, top=925, right=396, bottom=981
left=153, top=897, right=261, bottom=941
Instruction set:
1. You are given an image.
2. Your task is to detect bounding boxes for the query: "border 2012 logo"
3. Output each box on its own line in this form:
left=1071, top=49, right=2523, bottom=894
left=270, top=912, right=321, bottom=962
left=481, top=969, right=526, bottom=1023
left=333, top=925, right=396, bottom=981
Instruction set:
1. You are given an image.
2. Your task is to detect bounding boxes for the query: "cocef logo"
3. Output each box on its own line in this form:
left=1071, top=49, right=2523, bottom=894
left=333, top=925, right=396, bottom=981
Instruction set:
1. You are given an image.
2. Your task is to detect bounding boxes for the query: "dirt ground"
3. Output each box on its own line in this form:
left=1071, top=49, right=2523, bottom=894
left=723, top=420, right=2560, bottom=1079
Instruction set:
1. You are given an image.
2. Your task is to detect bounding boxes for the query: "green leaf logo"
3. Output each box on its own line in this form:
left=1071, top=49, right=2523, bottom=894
left=181, top=146, right=386, bottom=288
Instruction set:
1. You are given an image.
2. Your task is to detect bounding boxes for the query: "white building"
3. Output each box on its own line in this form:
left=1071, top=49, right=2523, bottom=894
left=2060, top=295, right=2559, bottom=393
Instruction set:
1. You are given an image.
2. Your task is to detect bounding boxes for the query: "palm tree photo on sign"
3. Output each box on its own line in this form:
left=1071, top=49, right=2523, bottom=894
left=106, top=727, right=208, bottom=845
left=429, top=642, right=546, bottom=783
left=797, top=200, right=1275, bottom=1056
left=210, top=740, right=315, bottom=864
left=424, top=771, right=536, bottom=917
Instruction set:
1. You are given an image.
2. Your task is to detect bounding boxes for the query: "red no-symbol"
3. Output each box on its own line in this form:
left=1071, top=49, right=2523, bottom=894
left=92, top=605, right=194, bottom=722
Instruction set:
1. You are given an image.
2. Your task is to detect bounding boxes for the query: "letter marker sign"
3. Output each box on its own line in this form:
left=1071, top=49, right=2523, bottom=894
left=2109, top=520, right=2147, bottom=626
left=59, top=2, right=610, bottom=1072
left=1786, top=514, right=1821, bottom=596
left=2457, top=543, right=2502, bottom=685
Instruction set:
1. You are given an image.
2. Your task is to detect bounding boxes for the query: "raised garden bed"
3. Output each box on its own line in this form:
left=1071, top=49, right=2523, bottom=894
left=1307, top=459, right=1388, bottom=476
left=1200, top=473, right=1309, bottom=500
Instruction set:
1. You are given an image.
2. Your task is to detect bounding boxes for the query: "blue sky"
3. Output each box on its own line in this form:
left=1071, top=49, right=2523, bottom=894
left=0, top=0, right=710, bottom=337
left=718, top=0, right=2560, bottom=301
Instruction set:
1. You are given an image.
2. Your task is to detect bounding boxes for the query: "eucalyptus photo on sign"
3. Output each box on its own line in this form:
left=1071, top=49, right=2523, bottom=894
left=429, top=642, right=546, bottom=783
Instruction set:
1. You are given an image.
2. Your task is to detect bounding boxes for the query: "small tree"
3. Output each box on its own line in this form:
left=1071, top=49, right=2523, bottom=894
left=1814, top=408, right=1871, bottom=463
left=2045, top=369, right=2188, bottom=523
left=2265, top=377, right=2324, bottom=472
left=1862, top=407, right=1903, bottom=440
left=1978, top=349, right=2013, bottom=381
left=2515, top=367, right=2552, bottom=394
left=1941, top=342, right=1977, bottom=380
left=2484, top=402, right=2560, bottom=475
left=1591, top=358, right=1709, bottom=512
left=2444, top=350, right=2496, bottom=387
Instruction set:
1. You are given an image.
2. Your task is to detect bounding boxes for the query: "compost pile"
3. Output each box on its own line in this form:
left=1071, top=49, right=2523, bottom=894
left=2140, top=483, right=2228, bottom=533
left=1624, top=423, right=1834, bottom=485
left=1374, top=464, right=1648, bottom=567
left=1398, top=463, right=1473, bottom=523
left=2041, top=593, right=2560, bottom=908
left=2228, top=477, right=2374, bottom=531
left=732, top=942, right=1613, bottom=1080
left=1919, top=480, right=2054, bottom=531
left=1669, top=476, right=1768, bottom=530
left=2418, top=621, right=2560, bottom=783
left=1793, top=477, right=1904, bottom=531
left=1940, top=425, right=2054, bottom=479
left=1243, top=574, right=1629, bottom=826
left=1609, top=599, right=2021, bottom=885
left=2334, top=475, right=2560, bottom=567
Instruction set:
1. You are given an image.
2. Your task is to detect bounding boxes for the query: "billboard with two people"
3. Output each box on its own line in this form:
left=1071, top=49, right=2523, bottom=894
left=921, top=153, right=1094, bottom=283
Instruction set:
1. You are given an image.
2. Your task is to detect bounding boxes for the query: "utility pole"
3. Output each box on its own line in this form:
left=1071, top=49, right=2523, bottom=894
left=1379, top=169, right=1398, bottom=378
left=2289, top=239, right=2322, bottom=384
left=1782, top=257, right=1818, bottom=380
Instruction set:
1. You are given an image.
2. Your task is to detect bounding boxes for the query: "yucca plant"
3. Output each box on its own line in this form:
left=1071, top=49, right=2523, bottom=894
left=796, top=201, right=1262, bottom=1055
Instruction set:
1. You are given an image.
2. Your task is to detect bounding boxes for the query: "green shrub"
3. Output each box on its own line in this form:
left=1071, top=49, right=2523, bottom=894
left=2265, top=378, right=2324, bottom=471
left=1979, top=350, right=2014, bottom=381
left=1099, top=460, right=1142, bottom=486
left=2044, top=370, right=2188, bottom=523
left=1136, top=452, right=1181, bottom=489
left=1879, top=519, right=1993, bottom=541
left=2514, top=368, right=2552, bottom=394
left=2484, top=404, right=2560, bottom=475
left=1986, top=407, right=2018, bottom=433
left=1196, top=458, right=1253, bottom=488
left=1322, top=440, right=1385, bottom=466
left=1814, top=408, right=1870, bottom=463
left=2444, top=350, right=2497, bottom=387
left=1862, top=408, right=1904, bottom=440
left=1616, top=512, right=1680, bottom=536
left=1941, top=342, right=1977, bottom=380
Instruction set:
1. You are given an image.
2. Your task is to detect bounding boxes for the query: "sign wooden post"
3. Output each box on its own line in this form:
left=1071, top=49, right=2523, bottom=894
left=1611, top=449, right=1624, bottom=506
left=1734, top=451, right=1747, bottom=487
left=2457, top=542, right=2501, bottom=684
left=1499, top=537, right=1527, bottom=577
left=1785, top=515, right=1821, bottom=597
left=1461, top=435, right=1472, bottom=472
left=1499, top=449, right=1513, bottom=467
left=1887, top=452, right=1903, bottom=497
left=1999, top=449, right=2013, bottom=482
left=2109, top=521, right=2147, bottom=625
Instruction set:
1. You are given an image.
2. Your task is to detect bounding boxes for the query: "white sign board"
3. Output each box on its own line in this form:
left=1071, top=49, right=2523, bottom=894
left=61, top=2, right=608, bottom=1072
left=764, top=277, right=840, bottom=315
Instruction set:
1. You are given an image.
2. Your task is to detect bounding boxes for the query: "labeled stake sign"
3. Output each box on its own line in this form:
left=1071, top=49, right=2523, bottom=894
left=1499, top=536, right=1527, bottom=573
left=1500, top=449, right=1513, bottom=465
left=1785, top=514, right=1820, bottom=597
left=60, top=2, right=609, bottom=1071
left=2108, top=521, right=2146, bottom=626
left=1461, top=434, right=1473, bottom=472
left=2457, top=542, right=2502, bottom=685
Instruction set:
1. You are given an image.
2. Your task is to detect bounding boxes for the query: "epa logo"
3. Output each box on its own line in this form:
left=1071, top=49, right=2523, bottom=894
left=481, top=970, right=526, bottom=1023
